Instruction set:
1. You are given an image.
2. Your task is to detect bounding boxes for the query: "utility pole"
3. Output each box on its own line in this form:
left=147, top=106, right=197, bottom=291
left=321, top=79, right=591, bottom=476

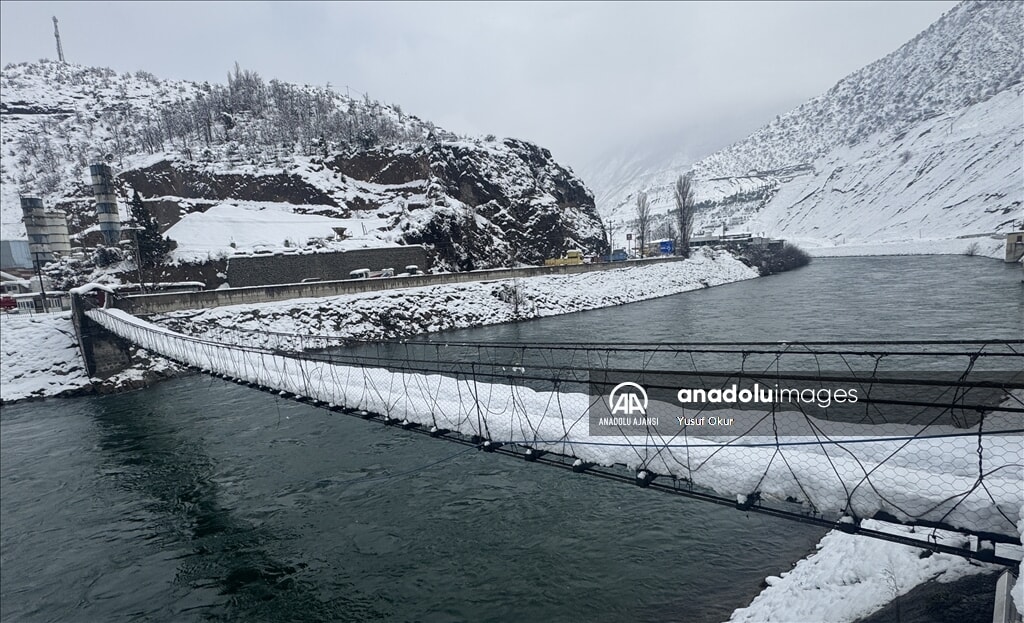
left=52, top=16, right=66, bottom=64
left=32, top=252, right=49, bottom=313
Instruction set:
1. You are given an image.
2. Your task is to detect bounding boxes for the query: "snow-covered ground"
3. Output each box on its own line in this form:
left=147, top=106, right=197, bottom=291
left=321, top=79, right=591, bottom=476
left=729, top=519, right=1005, bottom=623
left=8, top=254, right=1020, bottom=620
left=0, top=311, right=181, bottom=403
left=6, top=253, right=1020, bottom=620
left=1, top=251, right=755, bottom=401
left=800, top=235, right=1010, bottom=260
left=590, top=2, right=1023, bottom=259
left=164, top=202, right=400, bottom=262
left=0, top=312, right=91, bottom=402
left=153, top=249, right=758, bottom=343
left=0, top=60, right=431, bottom=238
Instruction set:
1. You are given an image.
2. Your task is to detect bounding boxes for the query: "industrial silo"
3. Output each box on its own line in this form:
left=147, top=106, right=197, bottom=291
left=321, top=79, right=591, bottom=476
left=20, top=196, right=53, bottom=264
left=90, top=163, right=121, bottom=246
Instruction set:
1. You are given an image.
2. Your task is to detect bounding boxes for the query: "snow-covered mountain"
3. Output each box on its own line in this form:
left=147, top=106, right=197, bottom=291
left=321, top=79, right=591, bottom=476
left=591, top=0, right=1023, bottom=250
left=0, top=61, right=606, bottom=270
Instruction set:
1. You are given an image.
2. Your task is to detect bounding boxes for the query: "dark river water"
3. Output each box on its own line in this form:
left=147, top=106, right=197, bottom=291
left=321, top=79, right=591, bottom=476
left=419, top=255, right=1023, bottom=344
left=2, top=257, right=1021, bottom=622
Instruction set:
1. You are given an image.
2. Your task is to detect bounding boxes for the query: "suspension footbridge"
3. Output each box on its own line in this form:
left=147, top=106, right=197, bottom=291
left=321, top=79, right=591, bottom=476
left=71, top=291, right=1024, bottom=567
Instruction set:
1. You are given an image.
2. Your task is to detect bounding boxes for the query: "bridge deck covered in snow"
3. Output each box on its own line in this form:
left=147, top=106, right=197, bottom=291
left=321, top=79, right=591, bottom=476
left=80, top=301, right=1024, bottom=564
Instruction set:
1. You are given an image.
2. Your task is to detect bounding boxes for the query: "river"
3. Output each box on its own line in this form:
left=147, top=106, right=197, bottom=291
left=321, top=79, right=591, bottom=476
left=1, top=256, right=1020, bottom=622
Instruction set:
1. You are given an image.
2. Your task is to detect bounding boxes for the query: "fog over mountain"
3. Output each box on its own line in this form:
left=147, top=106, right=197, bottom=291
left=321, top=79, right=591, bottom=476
left=589, top=0, right=1022, bottom=251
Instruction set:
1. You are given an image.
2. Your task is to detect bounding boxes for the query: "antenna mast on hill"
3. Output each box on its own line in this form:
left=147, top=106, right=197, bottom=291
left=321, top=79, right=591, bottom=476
left=52, top=16, right=66, bottom=63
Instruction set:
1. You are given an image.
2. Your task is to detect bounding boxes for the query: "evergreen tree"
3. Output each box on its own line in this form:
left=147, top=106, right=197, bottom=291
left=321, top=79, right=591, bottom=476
left=131, top=191, right=174, bottom=267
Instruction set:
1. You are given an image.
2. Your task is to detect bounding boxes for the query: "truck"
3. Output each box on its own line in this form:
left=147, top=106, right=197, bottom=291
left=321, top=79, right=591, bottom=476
left=349, top=268, right=395, bottom=280
left=543, top=249, right=585, bottom=267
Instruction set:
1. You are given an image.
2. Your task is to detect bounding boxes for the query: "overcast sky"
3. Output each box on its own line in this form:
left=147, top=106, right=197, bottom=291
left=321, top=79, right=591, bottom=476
left=0, top=1, right=957, bottom=172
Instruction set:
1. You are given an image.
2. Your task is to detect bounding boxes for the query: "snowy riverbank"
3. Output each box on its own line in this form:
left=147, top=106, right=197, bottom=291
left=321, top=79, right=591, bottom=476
left=800, top=236, right=1010, bottom=260
left=0, top=312, right=181, bottom=403
left=0, top=313, right=91, bottom=402
left=152, top=248, right=759, bottom=343
left=5, top=249, right=1019, bottom=620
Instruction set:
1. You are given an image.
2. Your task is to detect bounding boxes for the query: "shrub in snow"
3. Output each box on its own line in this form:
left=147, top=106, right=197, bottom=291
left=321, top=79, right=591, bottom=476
left=92, top=245, right=123, bottom=268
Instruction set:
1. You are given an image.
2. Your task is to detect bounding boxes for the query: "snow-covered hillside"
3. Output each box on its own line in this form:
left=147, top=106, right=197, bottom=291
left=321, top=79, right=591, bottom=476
left=0, top=61, right=606, bottom=270
left=751, top=86, right=1022, bottom=247
left=592, top=0, right=1023, bottom=251
left=0, top=61, right=427, bottom=236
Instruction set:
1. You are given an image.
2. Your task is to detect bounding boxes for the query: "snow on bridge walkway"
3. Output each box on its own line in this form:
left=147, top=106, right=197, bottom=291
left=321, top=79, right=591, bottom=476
left=85, top=305, right=1024, bottom=561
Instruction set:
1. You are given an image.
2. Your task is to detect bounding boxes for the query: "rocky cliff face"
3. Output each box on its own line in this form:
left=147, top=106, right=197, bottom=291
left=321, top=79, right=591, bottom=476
left=358, top=139, right=605, bottom=269
left=109, top=139, right=606, bottom=270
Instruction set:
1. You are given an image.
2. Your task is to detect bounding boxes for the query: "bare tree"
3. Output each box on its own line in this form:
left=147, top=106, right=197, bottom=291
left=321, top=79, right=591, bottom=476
left=655, top=220, right=676, bottom=242
left=673, top=173, right=696, bottom=258
left=635, top=191, right=652, bottom=258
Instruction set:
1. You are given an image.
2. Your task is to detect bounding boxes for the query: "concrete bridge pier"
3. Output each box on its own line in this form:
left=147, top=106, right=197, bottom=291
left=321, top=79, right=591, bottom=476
left=70, top=291, right=134, bottom=379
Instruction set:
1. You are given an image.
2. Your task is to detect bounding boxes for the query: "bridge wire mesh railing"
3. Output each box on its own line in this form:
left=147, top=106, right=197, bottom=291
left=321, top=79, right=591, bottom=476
left=84, top=303, right=1024, bottom=564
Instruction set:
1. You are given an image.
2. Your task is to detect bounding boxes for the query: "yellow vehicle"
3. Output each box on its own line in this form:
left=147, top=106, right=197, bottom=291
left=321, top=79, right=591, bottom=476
left=544, top=249, right=584, bottom=266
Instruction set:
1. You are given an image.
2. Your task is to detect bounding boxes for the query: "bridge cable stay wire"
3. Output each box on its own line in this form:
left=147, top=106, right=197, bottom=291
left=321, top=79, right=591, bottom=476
left=100, top=309, right=1024, bottom=421
left=154, top=325, right=1022, bottom=379
left=164, top=322, right=1022, bottom=348
left=156, top=321, right=1024, bottom=357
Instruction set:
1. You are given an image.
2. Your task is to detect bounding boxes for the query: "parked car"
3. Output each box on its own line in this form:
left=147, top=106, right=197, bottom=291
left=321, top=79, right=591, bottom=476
left=544, top=249, right=585, bottom=266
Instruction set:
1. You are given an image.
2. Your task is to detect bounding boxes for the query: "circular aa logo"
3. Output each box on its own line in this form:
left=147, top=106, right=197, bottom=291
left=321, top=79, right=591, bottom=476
left=608, top=382, right=648, bottom=416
